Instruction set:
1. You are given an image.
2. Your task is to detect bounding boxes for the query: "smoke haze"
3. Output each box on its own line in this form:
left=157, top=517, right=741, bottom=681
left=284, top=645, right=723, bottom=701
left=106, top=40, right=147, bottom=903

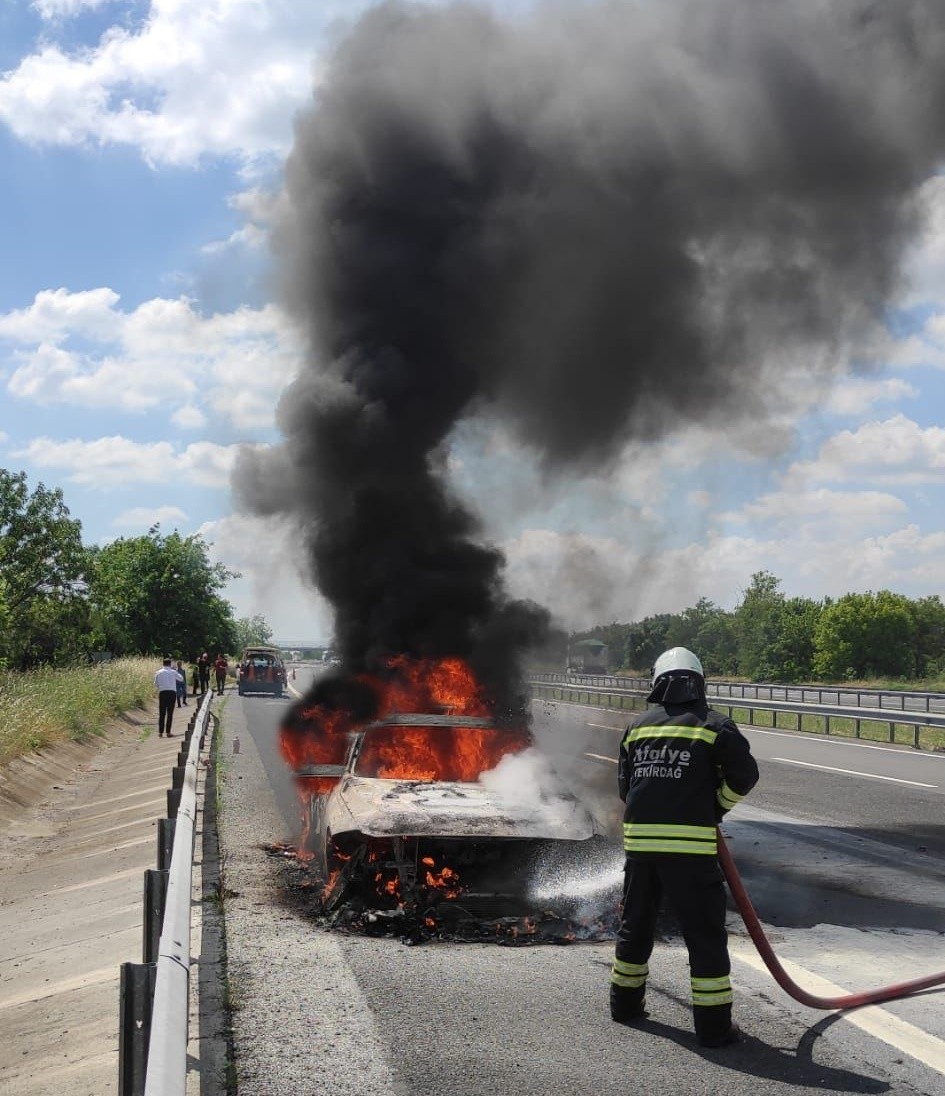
left=237, top=0, right=945, bottom=710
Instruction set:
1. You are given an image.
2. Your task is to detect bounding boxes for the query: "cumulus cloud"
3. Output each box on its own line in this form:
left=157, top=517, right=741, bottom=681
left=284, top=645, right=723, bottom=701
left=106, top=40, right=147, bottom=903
left=784, top=415, right=945, bottom=488
left=723, top=487, right=906, bottom=535
left=0, top=1, right=362, bottom=166
left=171, top=404, right=208, bottom=430
left=112, top=504, right=187, bottom=529
left=32, top=0, right=114, bottom=19
left=823, top=377, right=917, bottom=417
left=0, top=289, right=301, bottom=429
left=11, top=434, right=248, bottom=487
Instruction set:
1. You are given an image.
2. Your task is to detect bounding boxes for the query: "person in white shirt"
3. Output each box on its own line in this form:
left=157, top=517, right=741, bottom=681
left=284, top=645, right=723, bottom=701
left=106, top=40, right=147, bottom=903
left=154, top=658, right=184, bottom=737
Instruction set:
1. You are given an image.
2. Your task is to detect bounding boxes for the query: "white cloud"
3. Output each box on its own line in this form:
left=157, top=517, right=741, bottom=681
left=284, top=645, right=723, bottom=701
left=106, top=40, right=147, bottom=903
left=783, top=415, right=945, bottom=488
left=112, top=504, right=187, bottom=529
left=32, top=0, right=114, bottom=19
left=822, top=377, right=917, bottom=416
left=0, top=289, right=302, bottom=429
left=0, top=1, right=360, bottom=166
left=12, top=434, right=247, bottom=487
left=171, top=404, right=207, bottom=430
left=722, top=487, right=906, bottom=535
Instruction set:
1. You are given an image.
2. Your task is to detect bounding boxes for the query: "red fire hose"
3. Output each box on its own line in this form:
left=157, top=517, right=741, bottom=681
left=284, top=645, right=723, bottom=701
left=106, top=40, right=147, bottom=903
left=717, top=829, right=945, bottom=1009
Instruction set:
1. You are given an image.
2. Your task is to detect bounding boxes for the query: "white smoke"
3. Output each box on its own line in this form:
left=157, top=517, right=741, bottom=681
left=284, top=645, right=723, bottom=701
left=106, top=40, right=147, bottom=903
left=478, top=745, right=569, bottom=813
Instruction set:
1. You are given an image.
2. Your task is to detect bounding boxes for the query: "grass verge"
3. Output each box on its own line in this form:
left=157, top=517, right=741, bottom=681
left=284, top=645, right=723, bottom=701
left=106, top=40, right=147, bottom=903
left=0, top=657, right=156, bottom=767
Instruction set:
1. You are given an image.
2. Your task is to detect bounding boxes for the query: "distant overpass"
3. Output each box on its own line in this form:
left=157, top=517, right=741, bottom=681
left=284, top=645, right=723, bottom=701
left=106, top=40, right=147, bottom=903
left=272, top=639, right=330, bottom=650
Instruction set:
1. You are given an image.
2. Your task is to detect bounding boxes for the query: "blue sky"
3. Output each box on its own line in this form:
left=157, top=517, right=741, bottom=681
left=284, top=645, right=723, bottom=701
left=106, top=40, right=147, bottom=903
left=2, top=0, right=945, bottom=645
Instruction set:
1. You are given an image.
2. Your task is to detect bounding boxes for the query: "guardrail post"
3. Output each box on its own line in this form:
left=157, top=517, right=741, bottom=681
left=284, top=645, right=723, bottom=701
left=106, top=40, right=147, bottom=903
left=157, top=818, right=176, bottom=871
left=166, top=787, right=181, bottom=820
left=119, top=961, right=156, bottom=1096
left=143, top=869, right=168, bottom=964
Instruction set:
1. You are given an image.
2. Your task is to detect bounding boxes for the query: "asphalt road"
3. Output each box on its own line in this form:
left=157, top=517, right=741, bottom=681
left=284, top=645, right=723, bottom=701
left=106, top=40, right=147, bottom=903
left=217, top=672, right=945, bottom=1095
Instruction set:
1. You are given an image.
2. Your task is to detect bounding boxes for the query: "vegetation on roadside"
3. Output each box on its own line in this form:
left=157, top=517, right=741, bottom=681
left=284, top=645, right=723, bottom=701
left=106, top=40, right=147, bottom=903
left=0, top=467, right=276, bottom=671
left=569, top=571, right=945, bottom=686
left=0, top=656, right=155, bottom=766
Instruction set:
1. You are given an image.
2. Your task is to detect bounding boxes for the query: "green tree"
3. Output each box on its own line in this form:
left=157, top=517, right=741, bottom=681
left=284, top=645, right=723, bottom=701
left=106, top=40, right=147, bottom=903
left=623, top=614, right=674, bottom=672
left=906, top=595, right=945, bottom=678
left=734, top=571, right=786, bottom=680
left=0, top=469, right=89, bottom=668
left=813, top=590, right=914, bottom=680
left=234, top=614, right=275, bottom=651
left=88, top=527, right=239, bottom=658
left=664, top=597, right=738, bottom=675
left=768, top=597, right=822, bottom=682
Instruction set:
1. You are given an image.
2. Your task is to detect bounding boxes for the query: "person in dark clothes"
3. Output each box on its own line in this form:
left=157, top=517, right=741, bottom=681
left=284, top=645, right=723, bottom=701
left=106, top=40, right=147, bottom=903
left=198, top=652, right=211, bottom=695
left=213, top=653, right=228, bottom=695
left=175, top=660, right=188, bottom=708
left=611, top=647, right=759, bottom=1047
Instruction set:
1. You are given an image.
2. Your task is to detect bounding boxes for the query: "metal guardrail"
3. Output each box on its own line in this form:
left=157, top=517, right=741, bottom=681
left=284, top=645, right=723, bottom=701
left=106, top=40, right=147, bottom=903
left=529, top=676, right=945, bottom=750
left=532, top=672, right=945, bottom=714
left=119, top=692, right=213, bottom=1096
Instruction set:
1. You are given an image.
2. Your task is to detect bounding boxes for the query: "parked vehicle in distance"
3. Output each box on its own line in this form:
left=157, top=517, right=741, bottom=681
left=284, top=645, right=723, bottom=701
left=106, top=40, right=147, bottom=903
left=237, top=646, right=287, bottom=697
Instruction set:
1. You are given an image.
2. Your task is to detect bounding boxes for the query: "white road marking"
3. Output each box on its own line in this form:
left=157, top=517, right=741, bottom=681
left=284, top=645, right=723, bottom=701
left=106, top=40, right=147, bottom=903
left=585, top=722, right=622, bottom=730
left=746, top=725, right=945, bottom=760
left=730, top=942, right=945, bottom=1077
left=584, top=752, right=617, bottom=765
left=770, top=757, right=937, bottom=788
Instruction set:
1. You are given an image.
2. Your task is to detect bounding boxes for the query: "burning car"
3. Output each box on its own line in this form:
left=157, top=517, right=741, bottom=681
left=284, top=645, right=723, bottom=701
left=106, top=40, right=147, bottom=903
left=294, top=712, right=602, bottom=912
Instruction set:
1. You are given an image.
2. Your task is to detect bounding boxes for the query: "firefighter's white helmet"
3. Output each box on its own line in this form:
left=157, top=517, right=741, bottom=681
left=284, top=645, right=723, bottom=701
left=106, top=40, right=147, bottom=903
left=652, top=646, right=704, bottom=684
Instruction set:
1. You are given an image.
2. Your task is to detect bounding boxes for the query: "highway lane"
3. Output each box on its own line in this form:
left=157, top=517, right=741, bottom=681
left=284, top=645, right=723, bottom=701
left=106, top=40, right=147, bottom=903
left=217, top=681, right=945, bottom=1095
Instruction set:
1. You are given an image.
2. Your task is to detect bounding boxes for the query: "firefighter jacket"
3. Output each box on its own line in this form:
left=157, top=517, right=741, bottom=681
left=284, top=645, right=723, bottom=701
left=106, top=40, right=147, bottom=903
left=618, top=701, right=758, bottom=856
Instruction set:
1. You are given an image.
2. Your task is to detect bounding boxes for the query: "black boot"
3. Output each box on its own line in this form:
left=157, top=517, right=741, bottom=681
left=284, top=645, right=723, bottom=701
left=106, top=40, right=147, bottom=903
left=695, top=1004, right=740, bottom=1047
left=610, top=984, right=647, bottom=1024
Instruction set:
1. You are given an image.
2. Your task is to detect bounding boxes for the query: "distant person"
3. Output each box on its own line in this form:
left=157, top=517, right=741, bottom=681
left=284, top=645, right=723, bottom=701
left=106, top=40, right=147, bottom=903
left=198, top=652, right=211, bottom=695
left=175, top=660, right=188, bottom=708
left=154, top=657, right=184, bottom=738
left=611, top=647, right=758, bottom=1047
left=191, top=662, right=200, bottom=697
left=214, top=653, right=228, bottom=695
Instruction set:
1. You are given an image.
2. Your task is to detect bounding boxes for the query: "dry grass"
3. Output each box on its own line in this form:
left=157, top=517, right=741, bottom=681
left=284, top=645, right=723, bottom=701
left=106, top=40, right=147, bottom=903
left=0, top=657, right=156, bottom=767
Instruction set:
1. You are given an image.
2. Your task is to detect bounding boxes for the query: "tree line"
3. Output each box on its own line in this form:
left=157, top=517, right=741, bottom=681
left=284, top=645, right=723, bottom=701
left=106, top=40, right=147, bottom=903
left=0, top=468, right=274, bottom=670
left=569, top=571, right=945, bottom=684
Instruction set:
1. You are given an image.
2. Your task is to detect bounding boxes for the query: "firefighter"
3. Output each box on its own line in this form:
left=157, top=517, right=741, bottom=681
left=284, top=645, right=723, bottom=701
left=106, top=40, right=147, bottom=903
left=610, top=647, right=758, bottom=1047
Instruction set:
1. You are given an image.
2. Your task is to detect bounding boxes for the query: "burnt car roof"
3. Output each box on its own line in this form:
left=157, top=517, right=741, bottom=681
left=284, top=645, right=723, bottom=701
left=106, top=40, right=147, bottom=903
left=365, top=712, right=496, bottom=729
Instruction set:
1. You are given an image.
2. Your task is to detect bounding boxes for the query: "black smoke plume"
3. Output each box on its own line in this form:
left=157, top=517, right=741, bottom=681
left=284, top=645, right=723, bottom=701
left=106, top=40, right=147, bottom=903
left=236, top=0, right=945, bottom=714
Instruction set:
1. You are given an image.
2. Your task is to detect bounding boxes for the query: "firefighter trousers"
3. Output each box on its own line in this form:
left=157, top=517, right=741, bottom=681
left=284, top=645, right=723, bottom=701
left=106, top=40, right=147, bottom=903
left=612, top=854, right=733, bottom=1040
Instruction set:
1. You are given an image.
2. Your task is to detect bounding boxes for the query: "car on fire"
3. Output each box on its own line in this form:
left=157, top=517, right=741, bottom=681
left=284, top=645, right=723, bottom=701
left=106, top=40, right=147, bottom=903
left=237, top=645, right=287, bottom=697
left=294, top=712, right=603, bottom=912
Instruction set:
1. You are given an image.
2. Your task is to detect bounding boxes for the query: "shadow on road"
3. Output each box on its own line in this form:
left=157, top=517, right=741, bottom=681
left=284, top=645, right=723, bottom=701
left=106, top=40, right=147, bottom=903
left=617, top=1011, right=890, bottom=1093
